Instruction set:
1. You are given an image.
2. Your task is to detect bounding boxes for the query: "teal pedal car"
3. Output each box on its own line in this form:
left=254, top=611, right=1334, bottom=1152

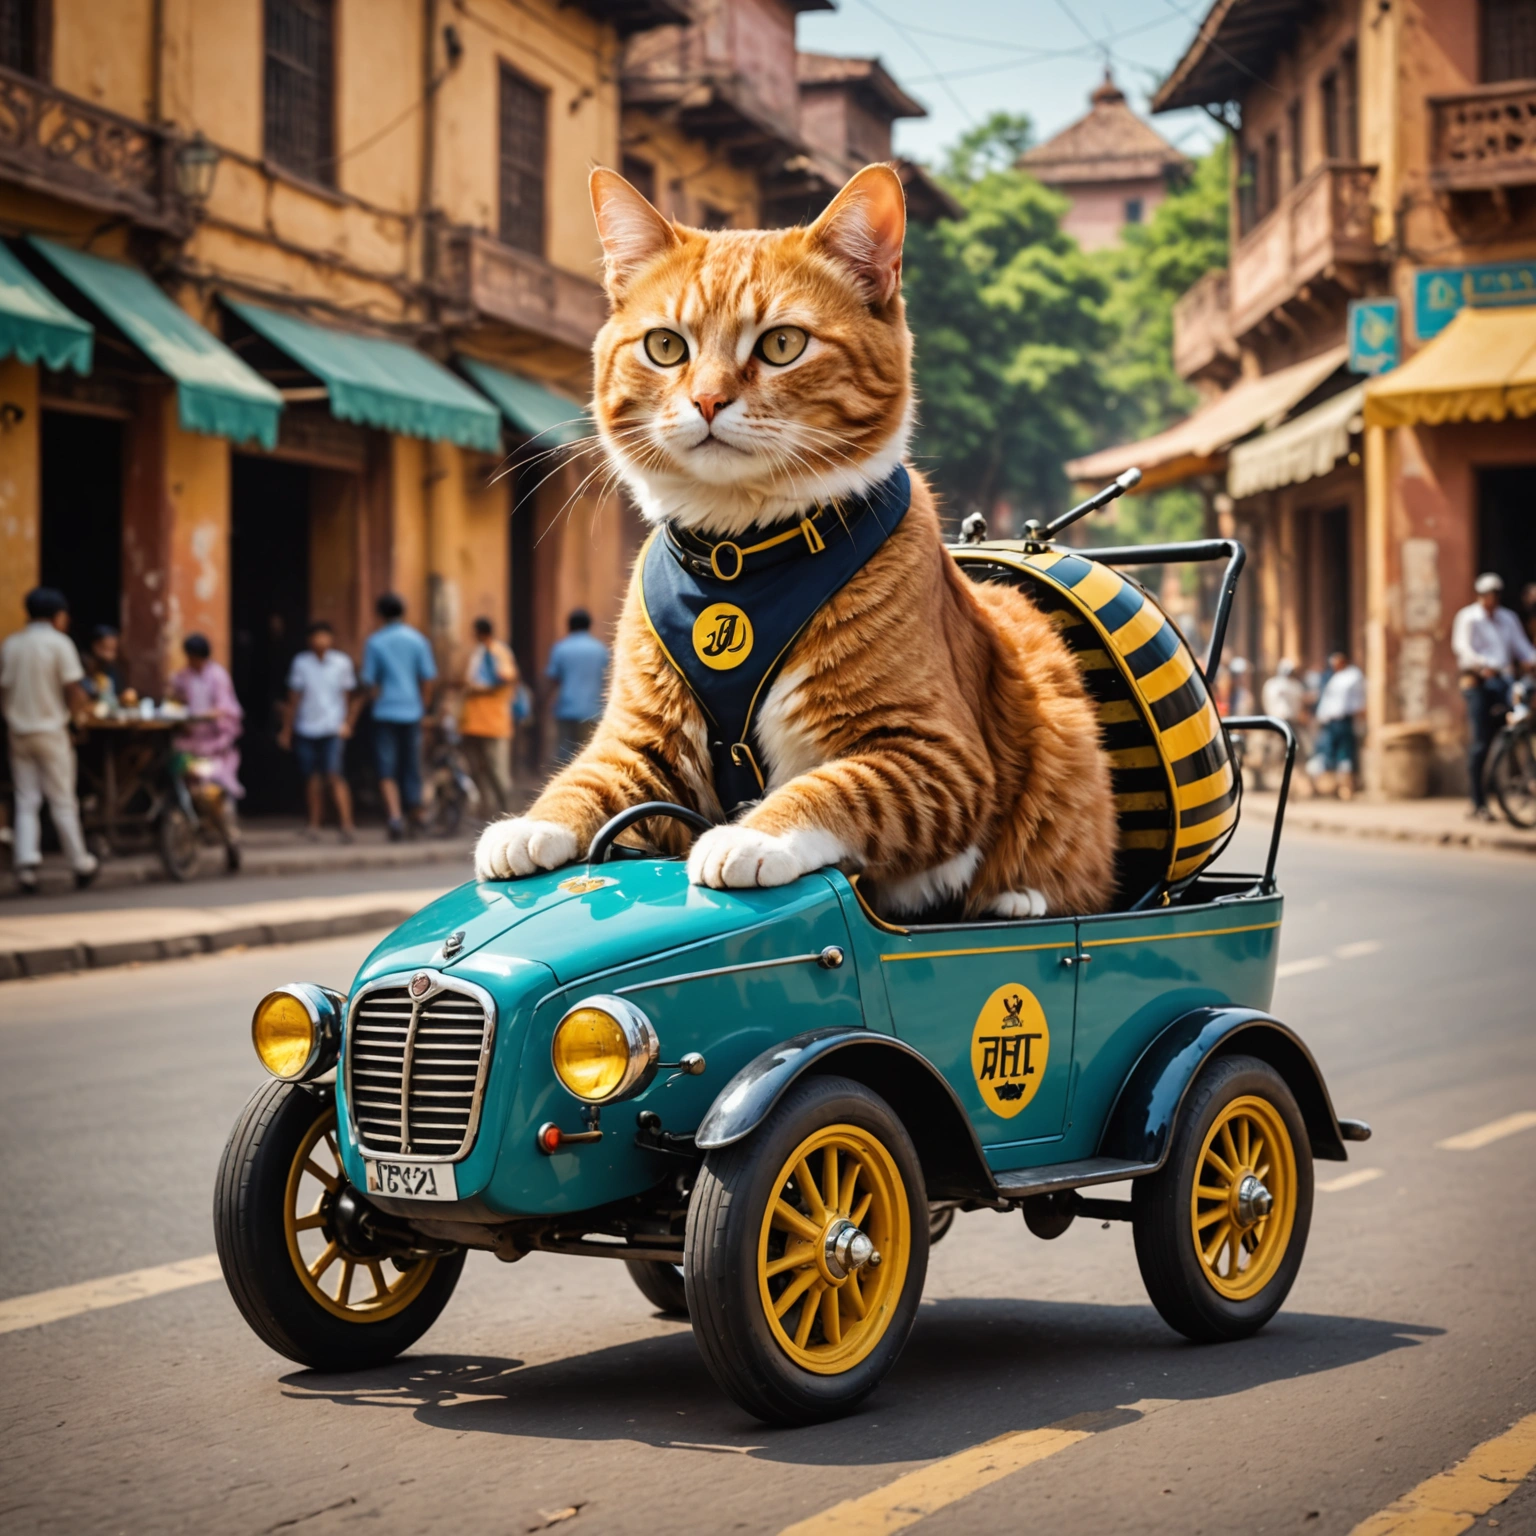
left=215, top=475, right=1369, bottom=1426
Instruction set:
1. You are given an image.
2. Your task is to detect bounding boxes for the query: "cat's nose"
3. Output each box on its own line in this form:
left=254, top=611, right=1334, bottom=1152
left=693, top=392, right=732, bottom=424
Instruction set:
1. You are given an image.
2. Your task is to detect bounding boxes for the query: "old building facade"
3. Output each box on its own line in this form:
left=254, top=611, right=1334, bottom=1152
left=0, top=0, right=940, bottom=804
left=1069, top=0, right=1536, bottom=793
left=1019, top=71, right=1191, bottom=251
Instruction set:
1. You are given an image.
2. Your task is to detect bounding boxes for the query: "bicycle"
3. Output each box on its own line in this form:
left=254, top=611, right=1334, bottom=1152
left=1486, top=677, right=1536, bottom=828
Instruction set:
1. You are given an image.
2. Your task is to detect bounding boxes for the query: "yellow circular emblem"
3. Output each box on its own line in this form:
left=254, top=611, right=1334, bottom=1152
left=692, top=602, right=754, bottom=670
left=970, top=983, right=1050, bottom=1119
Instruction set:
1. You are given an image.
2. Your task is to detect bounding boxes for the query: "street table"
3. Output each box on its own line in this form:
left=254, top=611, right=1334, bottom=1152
left=74, top=715, right=212, bottom=870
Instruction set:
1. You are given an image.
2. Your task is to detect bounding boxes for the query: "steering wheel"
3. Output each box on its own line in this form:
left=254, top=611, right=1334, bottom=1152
left=586, top=801, right=715, bottom=865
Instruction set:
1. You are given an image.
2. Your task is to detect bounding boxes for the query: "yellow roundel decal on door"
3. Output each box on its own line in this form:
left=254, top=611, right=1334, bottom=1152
left=970, top=983, right=1050, bottom=1118
left=692, top=603, right=754, bottom=670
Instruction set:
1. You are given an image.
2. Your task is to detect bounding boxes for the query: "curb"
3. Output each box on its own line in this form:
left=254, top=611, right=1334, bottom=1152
left=0, top=905, right=417, bottom=983
left=1279, top=809, right=1536, bottom=857
left=1, top=837, right=475, bottom=898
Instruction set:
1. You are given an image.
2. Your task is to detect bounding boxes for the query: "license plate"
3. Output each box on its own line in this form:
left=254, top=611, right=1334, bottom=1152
left=364, top=1159, right=458, bottom=1201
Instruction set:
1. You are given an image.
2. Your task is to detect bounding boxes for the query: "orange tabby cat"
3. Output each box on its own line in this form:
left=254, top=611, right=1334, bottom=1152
left=474, top=164, right=1117, bottom=918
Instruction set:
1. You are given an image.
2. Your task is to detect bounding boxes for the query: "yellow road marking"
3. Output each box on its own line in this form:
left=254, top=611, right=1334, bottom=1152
left=1435, top=1110, right=1536, bottom=1151
left=0, top=1253, right=222, bottom=1334
left=1348, top=1411, right=1536, bottom=1534
left=777, top=1425, right=1091, bottom=1536
left=1317, top=1167, right=1385, bottom=1193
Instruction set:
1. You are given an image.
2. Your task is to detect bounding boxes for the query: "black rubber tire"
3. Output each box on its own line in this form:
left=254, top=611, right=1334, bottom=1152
left=1132, top=1053, right=1313, bottom=1344
left=684, top=1074, right=929, bottom=1426
left=1490, top=725, right=1536, bottom=828
left=157, top=805, right=199, bottom=881
left=928, top=1203, right=958, bottom=1246
left=626, top=1259, right=690, bottom=1317
left=214, top=1079, right=465, bottom=1371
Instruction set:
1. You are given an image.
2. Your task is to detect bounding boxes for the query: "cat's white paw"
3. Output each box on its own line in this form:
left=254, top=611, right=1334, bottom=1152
left=474, top=817, right=579, bottom=881
left=990, top=887, right=1049, bottom=919
left=687, top=825, right=845, bottom=890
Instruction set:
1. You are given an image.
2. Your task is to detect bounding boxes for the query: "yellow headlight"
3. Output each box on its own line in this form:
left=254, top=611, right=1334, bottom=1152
left=252, top=990, right=317, bottom=1080
left=550, top=996, right=659, bottom=1104
left=552, top=1007, right=630, bottom=1101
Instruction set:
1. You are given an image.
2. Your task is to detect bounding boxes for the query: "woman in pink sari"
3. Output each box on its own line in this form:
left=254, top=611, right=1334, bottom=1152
left=169, top=633, right=245, bottom=866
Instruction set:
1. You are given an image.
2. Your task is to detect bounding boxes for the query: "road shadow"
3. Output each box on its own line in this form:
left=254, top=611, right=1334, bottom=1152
left=280, top=1295, right=1440, bottom=1466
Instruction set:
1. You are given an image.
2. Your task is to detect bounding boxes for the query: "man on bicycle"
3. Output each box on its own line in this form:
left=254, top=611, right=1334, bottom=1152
left=1453, top=573, right=1536, bottom=820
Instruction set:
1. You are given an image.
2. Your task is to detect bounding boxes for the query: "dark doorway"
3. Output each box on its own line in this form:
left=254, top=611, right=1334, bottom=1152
left=510, top=461, right=538, bottom=777
left=1317, top=505, right=1351, bottom=655
left=40, top=410, right=123, bottom=642
left=232, top=454, right=310, bottom=814
left=1478, top=466, right=1536, bottom=601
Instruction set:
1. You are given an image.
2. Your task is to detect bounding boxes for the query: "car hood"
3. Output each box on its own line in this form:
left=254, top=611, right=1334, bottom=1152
left=353, top=860, right=835, bottom=990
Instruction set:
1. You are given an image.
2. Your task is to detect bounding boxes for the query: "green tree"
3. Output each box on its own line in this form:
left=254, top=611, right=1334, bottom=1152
left=1090, top=139, right=1230, bottom=444
left=904, top=124, right=1111, bottom=524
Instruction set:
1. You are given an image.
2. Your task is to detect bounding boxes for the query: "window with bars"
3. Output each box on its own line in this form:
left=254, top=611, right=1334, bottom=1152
left=499, top=65, right=547, bottom=256
left=1482, top=0, right=1536, bottom=82
left=0, top=0, right=44, bottom=78
left=1262, top=130, right=1280, bottom=216
left=264, top=0, right=336, bottom=185
left=1287, top=99, right=1303, bottom=187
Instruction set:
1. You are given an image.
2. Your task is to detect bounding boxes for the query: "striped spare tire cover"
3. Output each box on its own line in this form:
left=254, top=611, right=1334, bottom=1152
left=951, top=544, right=1238, bottom=903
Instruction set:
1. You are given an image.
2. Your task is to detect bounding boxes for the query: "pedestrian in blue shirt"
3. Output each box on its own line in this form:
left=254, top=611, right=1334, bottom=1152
left=360, top=593, right=437, bottom=840
left=546, top=608, right=609, bottom=764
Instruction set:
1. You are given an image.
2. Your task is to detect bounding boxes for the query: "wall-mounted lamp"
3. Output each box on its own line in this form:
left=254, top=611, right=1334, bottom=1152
left=0, top=402, right=25, bottom=430
left=174, top=133, right=221, bottom=206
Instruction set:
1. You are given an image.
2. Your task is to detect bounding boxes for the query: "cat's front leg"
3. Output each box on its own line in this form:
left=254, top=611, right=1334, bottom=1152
left=474, top=817, right=581, bottom=881
left=687, top=823, right=848, bottom=890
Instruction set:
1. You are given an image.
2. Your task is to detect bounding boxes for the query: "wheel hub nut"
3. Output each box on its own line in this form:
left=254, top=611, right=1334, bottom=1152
left=824, top=1220, right=875, bottom=1279
left=1236, top=1173, right=1273, bottom=1227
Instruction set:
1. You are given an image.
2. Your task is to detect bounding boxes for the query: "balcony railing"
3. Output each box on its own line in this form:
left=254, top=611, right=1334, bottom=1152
left=436, top=227, right=608, bottom=352
left=1430, top=80, right=1536, bottom=193
left=0, top=64, right=185, bottom=233
left=1229, top=162, right=1380, bottom=339
left=1172, top=268, right=1236, bottom=382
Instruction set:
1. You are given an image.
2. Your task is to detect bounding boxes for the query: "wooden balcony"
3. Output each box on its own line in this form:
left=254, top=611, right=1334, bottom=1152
left=0, top=64, right=186, bottom=233
left=1172, top=268, right=1237, bottom=383
left=1430, top=80, right=1536, bottom=193
left=1229, top=162, right=1381, bottom=340
left=435, top=227, right=608, bottom=352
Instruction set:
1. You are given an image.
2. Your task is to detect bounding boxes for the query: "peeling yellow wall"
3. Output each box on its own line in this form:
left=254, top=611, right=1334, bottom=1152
left=161, top=400, right=231, bottom=677
left=337, top=0, right=422, bottom=213
left=0, top=361, right=40, bottom=641
left=51, top=0, right=155, bottom=120
left=434, top=0, right=618, bottom=277
left=161, top=0, right=262, bottom=157
left=389, top=436, right=430, bottom=636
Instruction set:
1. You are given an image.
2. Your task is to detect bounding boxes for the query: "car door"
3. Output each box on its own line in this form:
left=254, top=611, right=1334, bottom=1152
left=874, top=917, right=1081, bottom=1163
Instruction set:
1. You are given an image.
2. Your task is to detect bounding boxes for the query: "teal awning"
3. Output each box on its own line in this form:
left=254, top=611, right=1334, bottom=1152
left=456, top=356, right=593, bottom=446
left=30, top=239, right=282, bottom=449
left=0, top=243, right=92, bottom=374
left=227, top=300, right=501, bottom=453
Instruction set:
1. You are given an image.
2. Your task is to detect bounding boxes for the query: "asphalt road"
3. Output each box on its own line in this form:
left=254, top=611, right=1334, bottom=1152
left=2, top=828, right=1533, bottom=1535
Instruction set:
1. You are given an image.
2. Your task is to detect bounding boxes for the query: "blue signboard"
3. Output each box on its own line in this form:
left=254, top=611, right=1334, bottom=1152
left=1348, top=298, right=1399, bottom=374
left=1414, top=261, right=1536, bottom=340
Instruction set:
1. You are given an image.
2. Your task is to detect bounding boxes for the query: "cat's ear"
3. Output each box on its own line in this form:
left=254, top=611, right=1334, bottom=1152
left=809, top=164, right=907, bottom=307
left=590, top=168, right=680, bottom=295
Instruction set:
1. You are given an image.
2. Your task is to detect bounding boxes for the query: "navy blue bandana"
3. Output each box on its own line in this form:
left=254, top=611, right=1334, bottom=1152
left=640, top=465, right=911, bottom=813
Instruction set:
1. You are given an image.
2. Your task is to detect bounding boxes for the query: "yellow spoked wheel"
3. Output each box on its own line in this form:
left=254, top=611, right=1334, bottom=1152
left=1190, top=1094, right=1297, bottom=1301
left=283, top=1106, right=439, bottom=1323
left=756, top=1124, right=910, bottom=1374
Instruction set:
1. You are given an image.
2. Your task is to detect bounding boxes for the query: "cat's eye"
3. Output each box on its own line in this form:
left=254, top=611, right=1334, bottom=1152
left=754, top=326, right=808, bottom=366
left=643, top=329, right=688, bottom=367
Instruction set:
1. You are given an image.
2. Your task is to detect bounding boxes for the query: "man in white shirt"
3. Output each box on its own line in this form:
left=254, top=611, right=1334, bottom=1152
left=1260, top=658, right=1307, bottom=789
left=1307, top=649, right=1366, bottom=799
left=1, top=587, right=99, bottom=892
left=277, top=621, right=360, bottom=841
left=1452, top=572, right=1536, bottom=818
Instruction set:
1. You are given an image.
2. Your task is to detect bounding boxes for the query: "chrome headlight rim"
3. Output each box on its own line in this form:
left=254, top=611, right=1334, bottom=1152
left=552, top=994, right=659, bottom=1105
left=251, top=982, right=346, bottom=1083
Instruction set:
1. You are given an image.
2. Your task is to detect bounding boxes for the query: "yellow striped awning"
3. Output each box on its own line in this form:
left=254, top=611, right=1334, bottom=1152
left=1364, top=304, right=1536, bottom=428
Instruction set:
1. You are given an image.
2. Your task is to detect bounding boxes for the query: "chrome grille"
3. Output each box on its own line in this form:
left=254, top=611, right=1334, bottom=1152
left=346, top=975, right=494, bottom=1160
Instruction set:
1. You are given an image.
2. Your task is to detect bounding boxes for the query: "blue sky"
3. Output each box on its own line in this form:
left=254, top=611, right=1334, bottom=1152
left=796, top=0, right=1222, bottom=166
